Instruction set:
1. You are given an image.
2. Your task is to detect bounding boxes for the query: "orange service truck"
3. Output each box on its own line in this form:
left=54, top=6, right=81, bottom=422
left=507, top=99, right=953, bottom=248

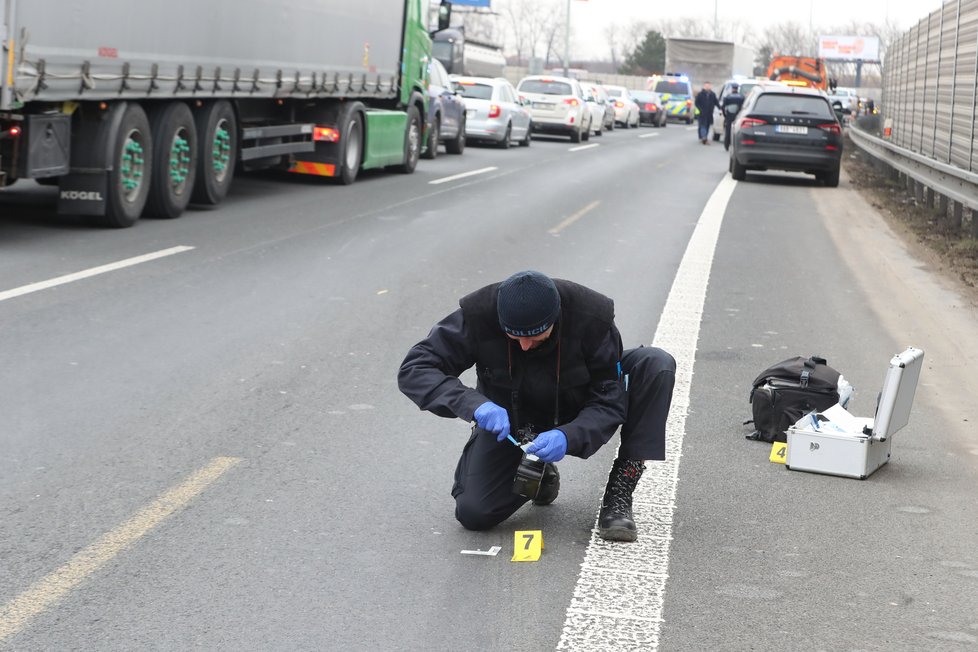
left=766, top=56, right=829, bottom=91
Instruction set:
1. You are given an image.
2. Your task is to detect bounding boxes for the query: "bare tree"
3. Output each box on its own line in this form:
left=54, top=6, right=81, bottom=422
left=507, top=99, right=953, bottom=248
left=495, top=0, right=563, bottom=66
left=755, top=21, right=816, bottom=57
left=653, top=17, right=713, bottom=39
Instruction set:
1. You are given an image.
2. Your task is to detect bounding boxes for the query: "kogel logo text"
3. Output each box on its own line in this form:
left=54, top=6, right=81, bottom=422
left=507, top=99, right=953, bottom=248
left=61, top=190, right=104, bottom=201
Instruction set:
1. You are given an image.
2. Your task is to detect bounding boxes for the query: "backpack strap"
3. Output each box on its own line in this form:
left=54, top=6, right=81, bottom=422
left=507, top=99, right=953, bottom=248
left=801, top=356, right=827, bottom=388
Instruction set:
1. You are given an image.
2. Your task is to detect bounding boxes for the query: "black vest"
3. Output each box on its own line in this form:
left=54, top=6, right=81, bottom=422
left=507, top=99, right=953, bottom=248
left=459, top=279, right=621, bottom=433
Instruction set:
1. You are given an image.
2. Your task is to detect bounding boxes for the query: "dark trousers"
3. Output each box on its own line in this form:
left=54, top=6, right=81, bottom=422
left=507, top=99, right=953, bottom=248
left=452, top=346, right=676, bottom=530
left=697, top=117, right=712, bottom=140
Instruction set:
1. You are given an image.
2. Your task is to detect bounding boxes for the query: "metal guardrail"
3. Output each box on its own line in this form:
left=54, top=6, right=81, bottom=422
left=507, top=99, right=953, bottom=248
left=849, top=124, right=978, bottom=214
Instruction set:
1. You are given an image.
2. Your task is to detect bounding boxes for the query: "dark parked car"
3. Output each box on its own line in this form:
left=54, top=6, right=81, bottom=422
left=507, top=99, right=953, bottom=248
left=424, top=58, right=466, bottom=158
left=630, top=90, right=667, bottom=127
left=729, top=85, right=843, bottom=186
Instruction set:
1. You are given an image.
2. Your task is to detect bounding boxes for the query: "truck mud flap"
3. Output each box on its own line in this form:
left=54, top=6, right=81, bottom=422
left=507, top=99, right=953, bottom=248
left=19, top=114, right=72, bottom=179
left=57, top=172, right=108, bottom=216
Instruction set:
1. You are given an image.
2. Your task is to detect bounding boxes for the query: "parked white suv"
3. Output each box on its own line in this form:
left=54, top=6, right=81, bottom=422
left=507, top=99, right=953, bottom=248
left=516, top=75, right=591, bottom=143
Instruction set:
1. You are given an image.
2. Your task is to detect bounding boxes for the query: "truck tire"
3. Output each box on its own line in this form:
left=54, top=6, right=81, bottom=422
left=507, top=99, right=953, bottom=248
left=99, top=103, right=153, bottom=228
left=445, top=115, right=465, bottom=154
left=394, top=105, right=422, bottom=174
left=422, top=115, right=440, bottom=160
left=191, top=100, right=236, bottom=205
left=335, top=106, right=363, bottom=185
left=146, top=102, right=198, bottom=219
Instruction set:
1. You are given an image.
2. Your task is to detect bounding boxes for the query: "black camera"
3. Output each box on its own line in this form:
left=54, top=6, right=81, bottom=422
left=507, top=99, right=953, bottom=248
left=511, top=427, right=547, bottom=500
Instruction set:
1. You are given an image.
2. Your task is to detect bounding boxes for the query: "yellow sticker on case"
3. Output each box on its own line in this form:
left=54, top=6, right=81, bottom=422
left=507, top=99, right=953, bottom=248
left=511, top=530, right=543, bottom=562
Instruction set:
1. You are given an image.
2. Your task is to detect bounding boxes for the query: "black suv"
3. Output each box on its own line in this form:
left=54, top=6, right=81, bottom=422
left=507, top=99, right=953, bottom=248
left=729, top=85, right=843, bottom=187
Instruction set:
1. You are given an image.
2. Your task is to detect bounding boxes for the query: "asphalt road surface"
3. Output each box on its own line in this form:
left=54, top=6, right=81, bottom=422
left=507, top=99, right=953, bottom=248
left=2, top=122, right=977, bottom=651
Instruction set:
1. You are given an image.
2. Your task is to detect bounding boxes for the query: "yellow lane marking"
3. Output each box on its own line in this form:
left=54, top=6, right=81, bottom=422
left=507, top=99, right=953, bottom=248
left=548, top=200, right=601, bottom=235
left=0, top=456, right=243, bottom=642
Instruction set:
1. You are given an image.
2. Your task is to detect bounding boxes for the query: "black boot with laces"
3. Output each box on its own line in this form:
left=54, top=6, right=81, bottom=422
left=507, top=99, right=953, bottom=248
left=598, top=459, right=646, bottom=541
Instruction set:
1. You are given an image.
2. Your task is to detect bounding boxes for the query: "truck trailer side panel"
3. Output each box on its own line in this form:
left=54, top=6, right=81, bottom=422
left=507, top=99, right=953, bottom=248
left=3, top=0, right=406, bottom=107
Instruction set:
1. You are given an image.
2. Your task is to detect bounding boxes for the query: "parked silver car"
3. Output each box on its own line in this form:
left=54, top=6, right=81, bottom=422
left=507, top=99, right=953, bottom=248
left=516, top=74, right=592, bottom=142
left=603, top=85, right=640, bottom=128
left=581, top=82, right=615, bottom=135
left=451, top=75, right=532, bottom=148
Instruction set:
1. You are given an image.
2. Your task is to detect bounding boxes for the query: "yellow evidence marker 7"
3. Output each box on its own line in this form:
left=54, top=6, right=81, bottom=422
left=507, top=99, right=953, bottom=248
left=770, top=441, right=787, bottom=464
left=511, top=530, right=544, bottom=562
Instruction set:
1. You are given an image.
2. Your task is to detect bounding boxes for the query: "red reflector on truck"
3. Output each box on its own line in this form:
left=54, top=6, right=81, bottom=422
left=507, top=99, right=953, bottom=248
left=313, top=127, right=340, bottom=142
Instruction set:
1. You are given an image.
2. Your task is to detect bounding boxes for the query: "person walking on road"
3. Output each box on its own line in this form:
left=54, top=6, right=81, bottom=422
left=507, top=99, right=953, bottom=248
left=398, top=270, right=676, bottom=542
left=721, top=83, right=745, bottom=151
left=694, top=82, right=719, bottom=144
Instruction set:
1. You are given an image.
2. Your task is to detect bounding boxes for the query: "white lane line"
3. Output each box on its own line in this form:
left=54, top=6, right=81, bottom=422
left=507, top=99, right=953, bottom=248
left=557, top=174, right=738, bottom=651
left=639, top=132, right=661, bottom=139
left=428, top=166, right=498, bottom=185
left=569, top=143, right=600, bottom=152
left=685, top=126, right=698, bottom=131
left=548, top=200, right=601, bottom=235
left=0, top=246, right=195, bottom=303
left=0, top=456, right=243, bottom=643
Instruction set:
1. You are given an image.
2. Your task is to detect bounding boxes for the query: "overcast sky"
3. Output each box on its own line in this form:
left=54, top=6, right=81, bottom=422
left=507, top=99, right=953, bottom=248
left=565, top=0, right=947, bottom=58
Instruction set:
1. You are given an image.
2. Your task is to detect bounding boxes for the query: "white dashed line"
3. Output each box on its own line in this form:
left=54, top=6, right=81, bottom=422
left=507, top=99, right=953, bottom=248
left=639, top=132, right=661, bottom=139
left=568, top=143, right=600, bottom=152
left=0, top=246, right=195, bottom=303
left=428, top=166, right=498, bottom=185
left=557, top=175, right=738, bottom=651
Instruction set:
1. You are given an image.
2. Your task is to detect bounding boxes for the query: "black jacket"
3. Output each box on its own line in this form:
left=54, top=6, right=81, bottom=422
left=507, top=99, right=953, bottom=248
left=694, top=89, right=719, bottom=123
left=398, top=279, right=626, bottom=458
left=721, top=92, right=745, bottom=120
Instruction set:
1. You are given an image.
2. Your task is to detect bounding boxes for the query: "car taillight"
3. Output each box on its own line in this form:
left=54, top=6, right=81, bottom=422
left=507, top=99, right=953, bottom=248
left=313, top=126, right=340, bottom=142
left=1, top=125, right=21, bottom=139
left=645, top=104, right=656, bottom=111
left=488, top=104, right=502, bottom=118
left=686, top=99, right=692, bottom=108
left=818, top=122, right=842, bottom=135
left=563, top=98, right=579, bottom=107
left=739, top=117, right=766, bottom=128
left=614, top=101, right=624, bottom=108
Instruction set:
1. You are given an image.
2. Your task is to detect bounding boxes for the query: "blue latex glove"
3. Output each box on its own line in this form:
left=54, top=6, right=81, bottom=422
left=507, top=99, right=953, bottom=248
left=474, top=401, right=511, bottom=442
left=526, top=429, right=567, bottom=463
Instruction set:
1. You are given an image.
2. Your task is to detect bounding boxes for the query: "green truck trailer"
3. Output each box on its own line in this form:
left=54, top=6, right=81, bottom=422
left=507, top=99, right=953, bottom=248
left=0, top=0, right=430, bottom=227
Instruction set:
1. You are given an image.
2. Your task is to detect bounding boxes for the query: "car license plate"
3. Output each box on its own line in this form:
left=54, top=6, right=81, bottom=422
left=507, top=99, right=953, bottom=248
left=532, top=102, right=554, bottom=110
left=466, top=109, right=475, bottom=118
left=776, top=125, right=808, bottom=134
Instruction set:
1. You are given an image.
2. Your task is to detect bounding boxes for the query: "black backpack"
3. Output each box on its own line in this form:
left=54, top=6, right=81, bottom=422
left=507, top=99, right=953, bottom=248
left=746, top=355, right=841, bottom=443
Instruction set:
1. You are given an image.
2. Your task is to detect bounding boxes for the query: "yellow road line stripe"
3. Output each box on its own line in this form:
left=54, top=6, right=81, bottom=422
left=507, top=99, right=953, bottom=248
left=0, top=456, right=243, bottom=643
left=549, top=200, right=600, bottom=235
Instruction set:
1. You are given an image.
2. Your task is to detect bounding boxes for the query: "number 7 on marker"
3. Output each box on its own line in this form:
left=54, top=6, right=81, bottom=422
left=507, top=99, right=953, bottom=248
left=511, top=530, right=543, bottom=562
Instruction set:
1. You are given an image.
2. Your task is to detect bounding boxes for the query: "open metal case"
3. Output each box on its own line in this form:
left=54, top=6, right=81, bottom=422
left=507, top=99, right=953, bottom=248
left=785, top=347, right=924, bottom=480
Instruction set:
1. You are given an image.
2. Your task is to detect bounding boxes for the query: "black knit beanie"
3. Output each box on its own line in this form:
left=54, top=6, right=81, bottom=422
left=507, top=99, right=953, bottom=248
left=496, top=270, right=561, bottom=337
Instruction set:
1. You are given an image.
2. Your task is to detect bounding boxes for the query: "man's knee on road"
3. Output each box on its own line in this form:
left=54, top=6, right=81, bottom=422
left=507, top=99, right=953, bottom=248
left=626, top=346, right=677, bottom=379
left=455, top=494, right=506, bottom=531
